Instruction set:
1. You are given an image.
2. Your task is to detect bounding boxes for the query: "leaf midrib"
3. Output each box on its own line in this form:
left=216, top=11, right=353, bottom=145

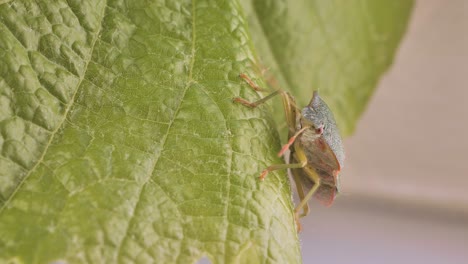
left=114, top=0, right=198, bottom=261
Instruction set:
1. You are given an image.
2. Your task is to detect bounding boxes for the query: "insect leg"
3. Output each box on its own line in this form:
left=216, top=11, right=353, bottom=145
left=259, top=161, right=307, bottom=181
left=291, top=144, right=321, bottom=232
left=294, top=168, right=320, bottom=218
left=277, top=126, right=309, bottom=157
left=239, top=73, right=265, bottom=91
left=291, top=168, right=309, bottom=216
left=233, top=89, right=282, bottom=108
left=291, top=168, right=321, bottom=232
left=290, top=168, right=308, bottom=232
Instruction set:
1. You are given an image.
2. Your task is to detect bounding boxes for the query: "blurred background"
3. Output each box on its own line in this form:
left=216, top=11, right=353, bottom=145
left=301, top=0, right=468, bottom=263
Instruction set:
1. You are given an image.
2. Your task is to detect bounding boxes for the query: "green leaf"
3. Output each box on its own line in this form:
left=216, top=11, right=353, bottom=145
left=242, top=0, right=414, bottom=136
left=0, top=0, right=412, bottom=263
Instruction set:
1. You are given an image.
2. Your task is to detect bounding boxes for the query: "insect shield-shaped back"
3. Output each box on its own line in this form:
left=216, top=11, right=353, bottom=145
left=299, top=91, right=345, bottom=206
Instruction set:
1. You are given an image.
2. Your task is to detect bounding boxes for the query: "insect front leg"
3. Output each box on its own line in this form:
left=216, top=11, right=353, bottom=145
left=233, top=73, right=299, bottom=131
left=259, top=161, right=307, bottom=181
left=233, top=73, right=284, bottom=108
left=239, top=73, right=265, bottom=91
left=277, top=126, right=309, bottom=157
left=233, top=89, right=282, bottom=108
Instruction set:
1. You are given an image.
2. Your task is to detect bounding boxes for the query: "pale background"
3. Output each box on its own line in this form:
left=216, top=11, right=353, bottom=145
left=301, top=0, right=468, bottom=263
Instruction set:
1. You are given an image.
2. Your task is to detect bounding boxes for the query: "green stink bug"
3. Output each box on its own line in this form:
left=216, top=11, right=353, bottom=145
left=233, top=74, right=345, bottom=231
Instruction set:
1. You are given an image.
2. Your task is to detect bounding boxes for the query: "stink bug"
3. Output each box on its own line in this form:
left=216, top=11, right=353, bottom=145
left=233, top=74, right=345, bottom=231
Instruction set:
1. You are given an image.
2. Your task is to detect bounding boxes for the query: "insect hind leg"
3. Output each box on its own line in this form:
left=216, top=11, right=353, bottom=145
left=294, top=166, right=320, bottom=218
left=290, top=146, right=321, bottom=232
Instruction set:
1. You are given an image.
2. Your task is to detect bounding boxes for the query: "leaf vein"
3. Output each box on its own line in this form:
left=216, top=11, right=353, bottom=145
left=115, top=0, right=198, bottom=261
left=0, top=1, right=109, bottom=214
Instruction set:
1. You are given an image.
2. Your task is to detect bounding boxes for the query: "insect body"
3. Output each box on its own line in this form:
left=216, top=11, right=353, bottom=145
left=233, top=74, right=345, bottom=231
